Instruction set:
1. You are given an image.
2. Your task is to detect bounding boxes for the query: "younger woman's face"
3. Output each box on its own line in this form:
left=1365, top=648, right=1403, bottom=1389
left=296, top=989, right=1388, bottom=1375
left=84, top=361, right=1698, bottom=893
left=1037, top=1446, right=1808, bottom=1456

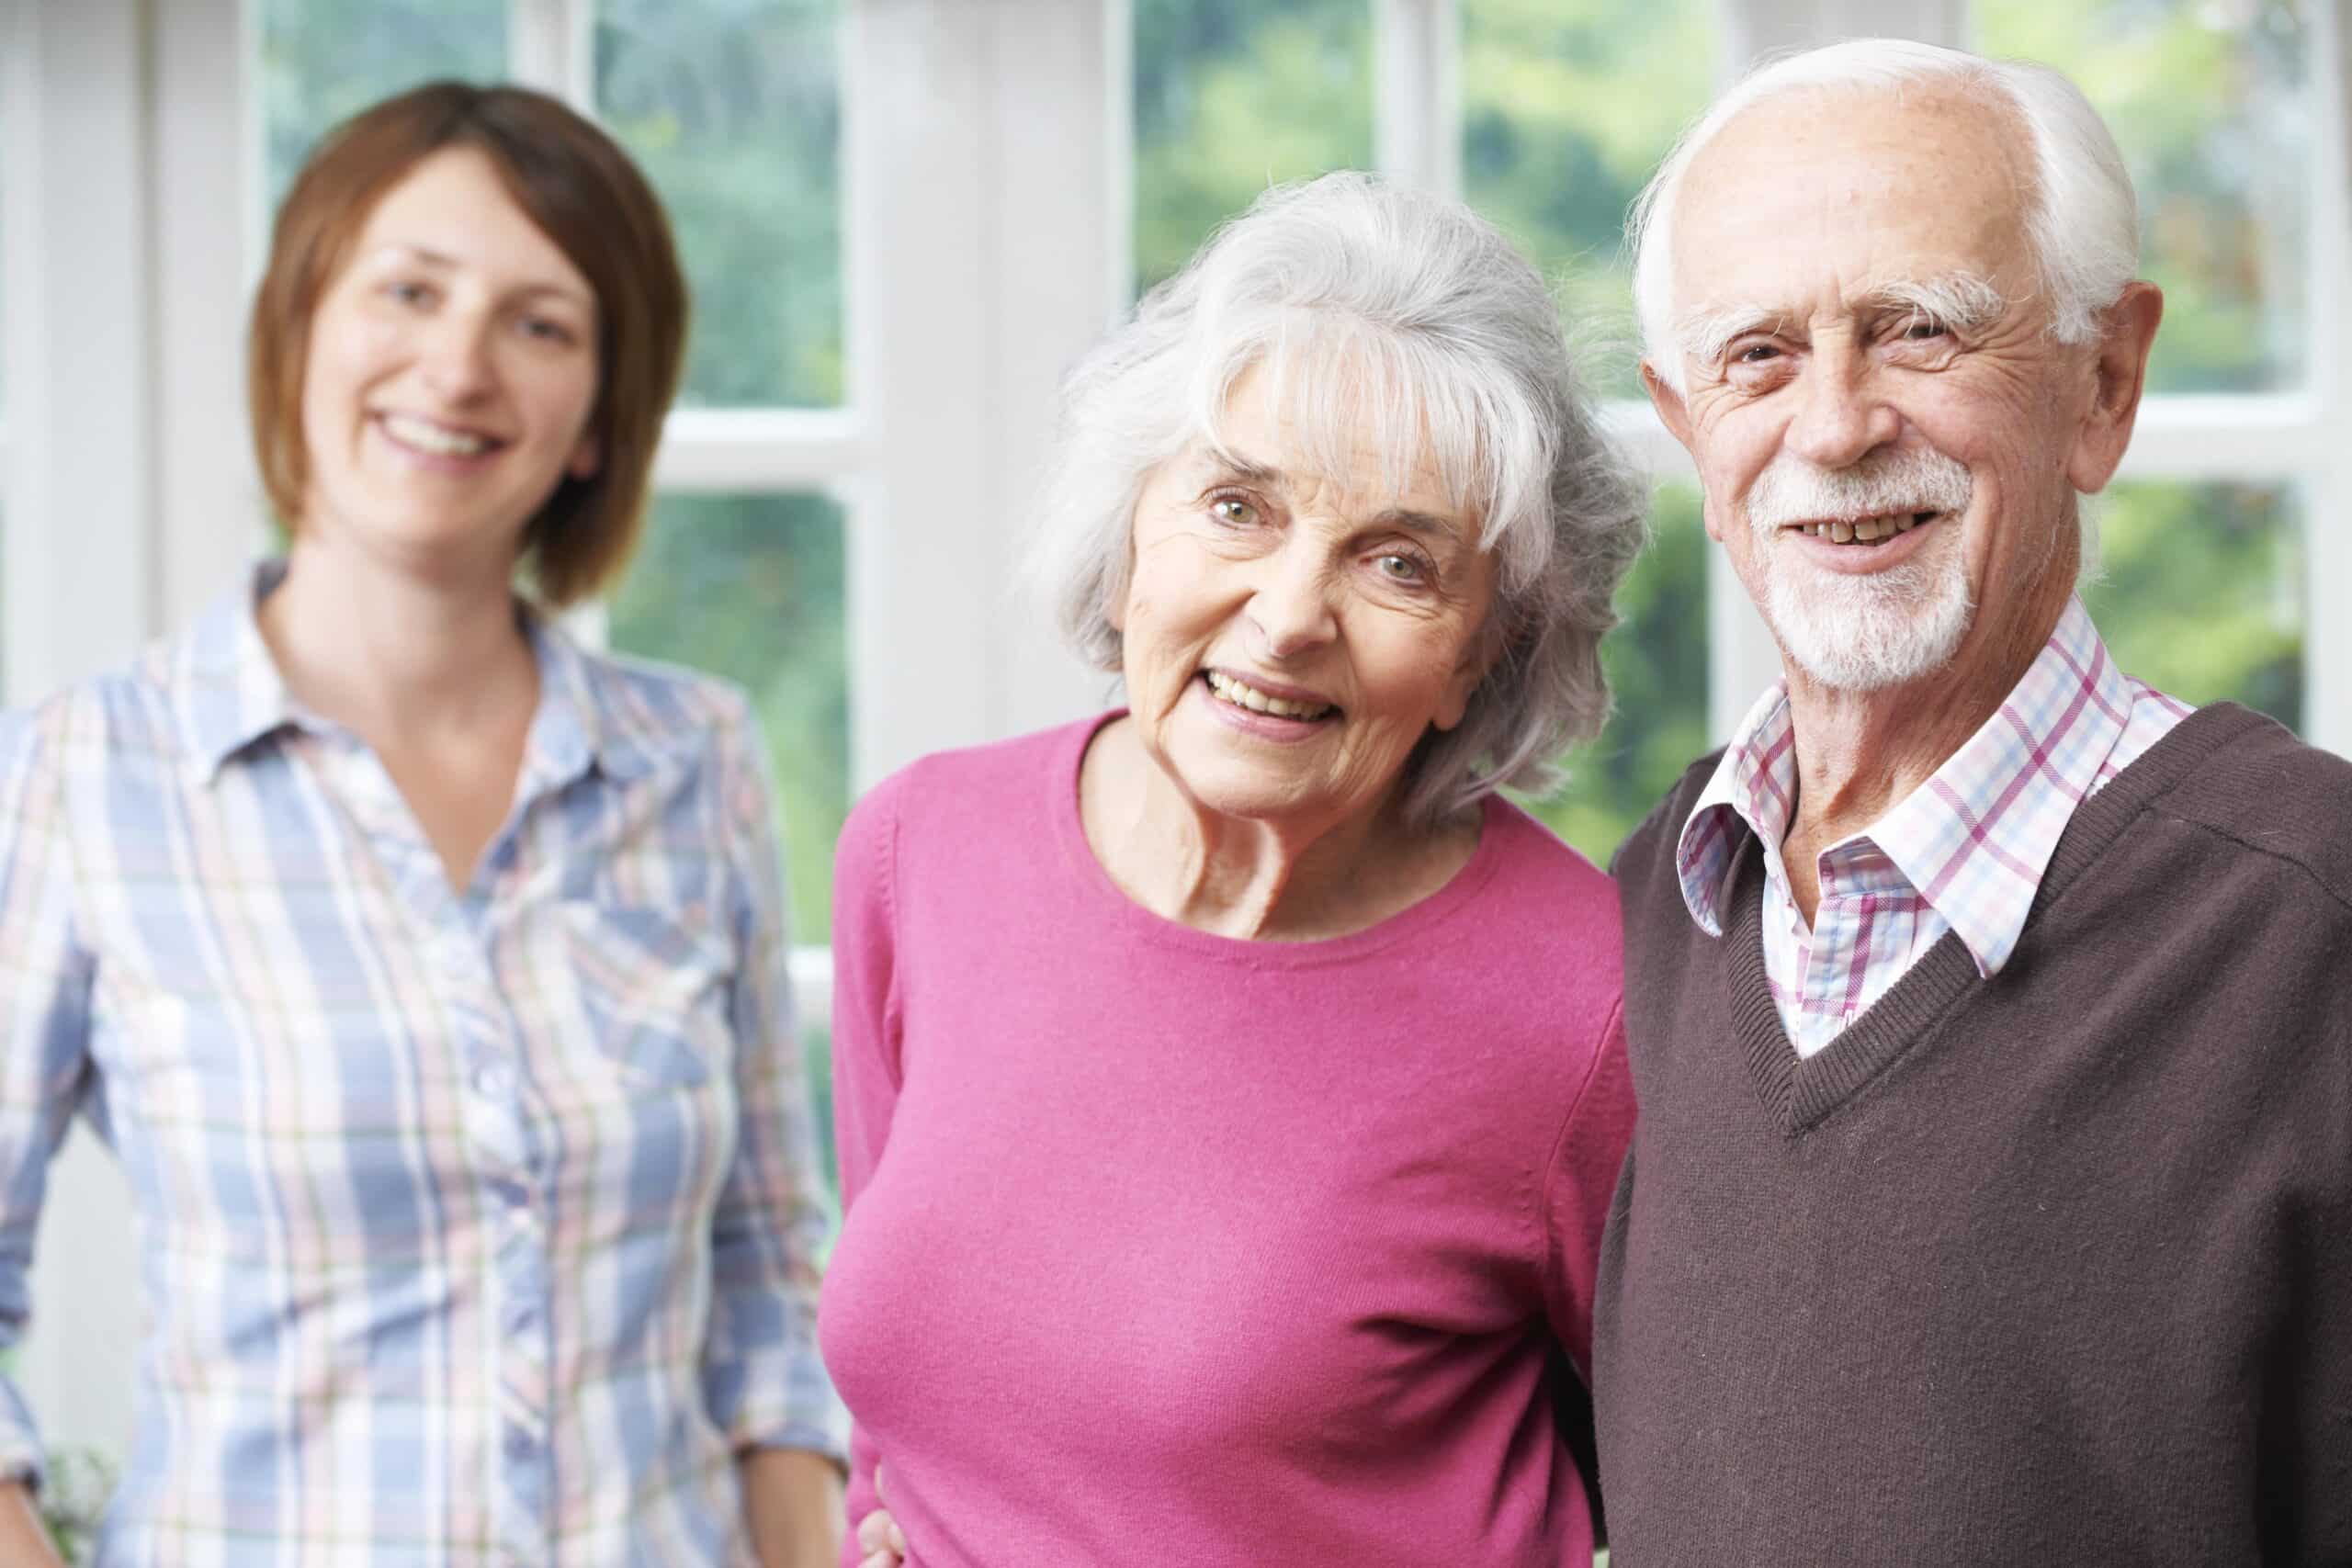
left=296, top=146, right=602, bottom=581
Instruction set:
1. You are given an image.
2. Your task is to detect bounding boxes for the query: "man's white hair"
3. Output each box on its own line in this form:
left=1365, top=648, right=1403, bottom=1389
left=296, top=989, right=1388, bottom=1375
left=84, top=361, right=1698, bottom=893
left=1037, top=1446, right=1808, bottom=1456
left=1629, top=38, right=2142, bottom=394
left=1031, top=171, right=1645, bottom=829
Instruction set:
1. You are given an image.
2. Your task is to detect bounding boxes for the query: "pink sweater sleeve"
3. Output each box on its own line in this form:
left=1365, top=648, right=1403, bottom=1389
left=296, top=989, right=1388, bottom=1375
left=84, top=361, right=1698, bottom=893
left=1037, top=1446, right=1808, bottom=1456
left=1542, top=998, right=1634, bottom=1381
left=828, top=786, right=904, bottom=1562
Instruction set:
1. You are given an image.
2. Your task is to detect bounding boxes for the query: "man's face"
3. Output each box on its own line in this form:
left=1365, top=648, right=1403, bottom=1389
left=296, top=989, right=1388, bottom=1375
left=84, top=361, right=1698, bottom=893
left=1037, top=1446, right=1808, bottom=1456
left=1651, top=85, right=2115, bottom=698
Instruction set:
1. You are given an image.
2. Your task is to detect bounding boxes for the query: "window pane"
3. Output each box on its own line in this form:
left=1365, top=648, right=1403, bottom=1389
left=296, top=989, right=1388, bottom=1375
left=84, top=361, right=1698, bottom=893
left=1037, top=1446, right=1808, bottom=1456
left=1459, top=0, right=1716, bottom=399
left=2082, top=480, right=2302, bottom=728
left=1974, top=0, right=2310, bottom=393
left=257, top=0, right=505, bottom=207
left=1521, top=483, right=1710, bottom=866
left=597, top=0, right=843, bottom=408
left=605, top=493, right=849, bottom=941
left=1133, top=0, right=1375, bottom=295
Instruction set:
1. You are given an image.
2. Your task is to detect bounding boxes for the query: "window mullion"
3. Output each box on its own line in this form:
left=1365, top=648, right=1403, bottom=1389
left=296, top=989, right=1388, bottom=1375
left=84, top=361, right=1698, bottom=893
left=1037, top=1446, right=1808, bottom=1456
left=1374, top=0, right=1460, bottom=198
left=2304, top=0, right=2350, bottom=757
left=508, top=0, right=595, bottom=110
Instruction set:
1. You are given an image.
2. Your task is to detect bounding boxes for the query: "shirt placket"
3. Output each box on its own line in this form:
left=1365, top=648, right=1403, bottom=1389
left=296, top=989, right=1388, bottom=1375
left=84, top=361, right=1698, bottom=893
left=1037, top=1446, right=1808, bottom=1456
left=324, top=738, right=557, bottom=1566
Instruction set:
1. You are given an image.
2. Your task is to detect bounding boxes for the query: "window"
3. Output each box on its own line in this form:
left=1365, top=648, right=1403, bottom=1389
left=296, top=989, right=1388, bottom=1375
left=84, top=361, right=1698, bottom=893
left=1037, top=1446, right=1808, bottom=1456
left=1978, top=0, right=2325, bottom=732
left=6, top=0, right=2350, bottom=1474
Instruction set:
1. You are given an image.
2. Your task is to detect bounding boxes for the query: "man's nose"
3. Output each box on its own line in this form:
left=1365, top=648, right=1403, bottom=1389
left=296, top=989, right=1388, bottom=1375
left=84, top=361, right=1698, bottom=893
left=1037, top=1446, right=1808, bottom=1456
left=1783, top=341, right=1900, bottom=470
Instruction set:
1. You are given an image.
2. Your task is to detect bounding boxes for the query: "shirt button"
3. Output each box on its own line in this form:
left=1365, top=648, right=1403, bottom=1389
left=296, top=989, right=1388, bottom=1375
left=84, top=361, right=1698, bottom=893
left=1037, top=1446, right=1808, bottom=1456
left=471, top=1061, right=510, bottom=1100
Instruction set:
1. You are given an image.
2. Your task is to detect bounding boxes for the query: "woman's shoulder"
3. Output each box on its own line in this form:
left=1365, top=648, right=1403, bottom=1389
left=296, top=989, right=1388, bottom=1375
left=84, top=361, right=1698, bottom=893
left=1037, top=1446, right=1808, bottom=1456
left=564, top=641, right=760, bottom=751
left=848, top=712, right=1107, bottom=838
left=1471, top=796, right=1623, bottom=950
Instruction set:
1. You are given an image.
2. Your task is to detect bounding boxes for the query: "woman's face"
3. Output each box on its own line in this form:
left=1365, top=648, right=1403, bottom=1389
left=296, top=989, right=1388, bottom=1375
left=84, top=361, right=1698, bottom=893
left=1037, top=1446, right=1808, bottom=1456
left=1116, top=364, right=1497, bottom=836
left=296, top=147, right=601, bottom=577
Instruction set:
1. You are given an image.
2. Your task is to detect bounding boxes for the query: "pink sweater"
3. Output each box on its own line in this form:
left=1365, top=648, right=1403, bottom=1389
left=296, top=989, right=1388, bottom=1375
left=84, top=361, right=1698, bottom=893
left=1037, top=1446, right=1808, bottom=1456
left=817, top=716, right=1633, bottom=1567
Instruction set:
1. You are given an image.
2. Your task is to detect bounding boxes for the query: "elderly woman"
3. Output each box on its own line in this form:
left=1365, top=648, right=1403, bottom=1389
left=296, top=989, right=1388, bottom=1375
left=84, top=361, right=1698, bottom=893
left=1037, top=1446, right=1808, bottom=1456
left=818, top=173, right=1645, bottom=1568
left=0, top=85, right=842, bottom=1564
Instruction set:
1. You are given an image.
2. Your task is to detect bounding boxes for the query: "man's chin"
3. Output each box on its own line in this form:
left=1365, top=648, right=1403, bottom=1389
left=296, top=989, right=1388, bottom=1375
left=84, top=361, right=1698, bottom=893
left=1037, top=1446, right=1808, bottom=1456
left=1767, top=584, right=1973, bottom=694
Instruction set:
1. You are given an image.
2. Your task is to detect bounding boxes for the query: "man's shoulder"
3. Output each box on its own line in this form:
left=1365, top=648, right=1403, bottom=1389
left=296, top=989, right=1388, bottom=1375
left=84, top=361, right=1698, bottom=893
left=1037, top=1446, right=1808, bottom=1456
left=1611, top=746, right=1730, bottom=885
left=2140, top=705, right=2352, bottom=914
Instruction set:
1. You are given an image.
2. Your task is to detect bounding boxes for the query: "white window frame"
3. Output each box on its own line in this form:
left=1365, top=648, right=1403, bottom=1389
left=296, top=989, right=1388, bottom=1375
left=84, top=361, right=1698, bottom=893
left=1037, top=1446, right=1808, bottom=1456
left=3, top=0, right=2348, bottom=1469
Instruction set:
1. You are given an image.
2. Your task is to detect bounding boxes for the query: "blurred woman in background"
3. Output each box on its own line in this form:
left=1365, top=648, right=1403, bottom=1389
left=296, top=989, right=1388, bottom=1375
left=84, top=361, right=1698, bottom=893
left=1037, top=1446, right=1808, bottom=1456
left=0, top=83, right=842, bottom=1565
left=822, top=172, right=1645, bottom=1568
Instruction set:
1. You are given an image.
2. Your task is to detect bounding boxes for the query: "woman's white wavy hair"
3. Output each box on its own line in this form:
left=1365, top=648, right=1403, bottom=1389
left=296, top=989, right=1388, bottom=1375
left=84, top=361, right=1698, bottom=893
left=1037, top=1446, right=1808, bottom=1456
left=1030, top=171, right=1646, bottom=831
left=1631, top=38, right=2142, bottom=394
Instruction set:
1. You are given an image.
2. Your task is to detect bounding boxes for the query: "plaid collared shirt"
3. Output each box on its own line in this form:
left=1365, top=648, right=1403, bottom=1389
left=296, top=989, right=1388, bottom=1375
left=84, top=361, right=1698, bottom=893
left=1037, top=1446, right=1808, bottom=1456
left=0, top=565, right=844, bottom=1565
left=1676, top=598, right=2194, bottom=1058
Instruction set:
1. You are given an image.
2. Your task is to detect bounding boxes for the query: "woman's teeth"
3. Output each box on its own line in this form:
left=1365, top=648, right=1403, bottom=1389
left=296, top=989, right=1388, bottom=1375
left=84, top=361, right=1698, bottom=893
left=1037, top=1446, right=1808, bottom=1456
left=1796, top=513, right=1930, bottom=545
left=1205, top=671, right=1334, bottom=721
left=381, top=413, right=492, bottom=457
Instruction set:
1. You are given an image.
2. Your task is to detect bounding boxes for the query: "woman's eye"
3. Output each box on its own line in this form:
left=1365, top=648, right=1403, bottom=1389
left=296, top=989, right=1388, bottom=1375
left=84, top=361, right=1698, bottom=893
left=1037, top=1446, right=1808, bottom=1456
left=1373, top=553, right=1427, bottom=585
left=1209, top=497, right=1259, bottom=527
left=518, top=315, right=574, bottom=345
left=385, top=280, right=435, bottom=309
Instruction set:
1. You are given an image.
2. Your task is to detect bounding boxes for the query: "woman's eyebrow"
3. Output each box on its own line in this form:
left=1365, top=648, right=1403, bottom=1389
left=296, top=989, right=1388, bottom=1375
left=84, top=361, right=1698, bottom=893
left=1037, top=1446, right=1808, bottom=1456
left=360, top=243, right=594, bottom=309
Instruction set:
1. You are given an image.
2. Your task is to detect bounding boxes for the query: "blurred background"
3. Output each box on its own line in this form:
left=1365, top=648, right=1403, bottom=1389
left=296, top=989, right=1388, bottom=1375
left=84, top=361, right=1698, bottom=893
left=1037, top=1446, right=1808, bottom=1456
left=2, top=0, right=2347, bottom=1474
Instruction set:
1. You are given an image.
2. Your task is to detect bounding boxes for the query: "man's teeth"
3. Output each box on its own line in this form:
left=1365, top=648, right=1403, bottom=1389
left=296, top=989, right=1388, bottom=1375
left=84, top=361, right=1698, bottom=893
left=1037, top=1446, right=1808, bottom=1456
left=381, top=413, right=492, bottom=457
left=1206, top=671, right=1333, bottom=720
left=1795, top=513, right=1928, bottom=544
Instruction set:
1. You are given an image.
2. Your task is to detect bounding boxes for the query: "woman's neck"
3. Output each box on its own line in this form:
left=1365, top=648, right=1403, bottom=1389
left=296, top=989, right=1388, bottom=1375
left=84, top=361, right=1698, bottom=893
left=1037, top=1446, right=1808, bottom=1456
left=1079, top=717, right=1476, bottom=942
left=257, top=534, right=537, bottom=746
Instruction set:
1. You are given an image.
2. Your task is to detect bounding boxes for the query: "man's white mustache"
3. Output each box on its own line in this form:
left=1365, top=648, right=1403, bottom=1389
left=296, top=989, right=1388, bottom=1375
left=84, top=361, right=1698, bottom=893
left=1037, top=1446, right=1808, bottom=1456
left=1745, top=450, right=1973, bottom=532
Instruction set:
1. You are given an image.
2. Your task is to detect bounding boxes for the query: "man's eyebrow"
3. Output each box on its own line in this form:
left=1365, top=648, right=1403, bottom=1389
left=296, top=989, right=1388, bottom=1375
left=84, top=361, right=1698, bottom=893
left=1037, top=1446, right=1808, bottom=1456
left=1861, top=271, right=2008, bottom=330
left=1675, top=305, right=1785, bottom=367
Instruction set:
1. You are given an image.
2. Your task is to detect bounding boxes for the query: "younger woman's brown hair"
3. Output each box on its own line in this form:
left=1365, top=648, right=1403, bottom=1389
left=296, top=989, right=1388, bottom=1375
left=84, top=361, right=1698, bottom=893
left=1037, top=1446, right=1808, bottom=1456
left=247, top=81, right=687, bottom=606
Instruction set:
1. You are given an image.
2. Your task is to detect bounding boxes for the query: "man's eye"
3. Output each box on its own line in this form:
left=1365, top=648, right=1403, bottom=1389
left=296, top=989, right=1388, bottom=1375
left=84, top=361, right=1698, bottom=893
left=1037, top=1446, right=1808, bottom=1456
left=1735, top=343, right=1781, bottom=365
left=1901, top=316, right=1948, bottom=341
left=1209, top=497, right=1259, bottom=527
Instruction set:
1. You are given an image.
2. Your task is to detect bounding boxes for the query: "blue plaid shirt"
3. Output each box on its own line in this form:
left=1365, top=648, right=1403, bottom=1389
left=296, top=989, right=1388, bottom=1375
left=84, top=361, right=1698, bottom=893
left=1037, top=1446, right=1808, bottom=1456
left=0, top=565, right=845, bottom=1564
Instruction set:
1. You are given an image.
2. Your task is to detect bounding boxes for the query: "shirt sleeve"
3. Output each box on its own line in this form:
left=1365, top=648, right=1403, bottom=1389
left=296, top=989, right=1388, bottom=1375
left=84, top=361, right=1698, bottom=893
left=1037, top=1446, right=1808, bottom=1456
left=0, top=703, right=96, bottom=1488
left=1540, top=997, right=1635, bottom=1382
left=700, top=696, right=849, bottom=1462
left=826, top=778, right=906, bottom=1561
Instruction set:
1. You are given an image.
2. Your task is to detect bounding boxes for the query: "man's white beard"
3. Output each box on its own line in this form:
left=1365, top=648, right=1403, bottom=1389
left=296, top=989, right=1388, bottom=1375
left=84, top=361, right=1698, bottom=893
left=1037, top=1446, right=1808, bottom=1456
left=1743, top=449, right=1976, bottom=694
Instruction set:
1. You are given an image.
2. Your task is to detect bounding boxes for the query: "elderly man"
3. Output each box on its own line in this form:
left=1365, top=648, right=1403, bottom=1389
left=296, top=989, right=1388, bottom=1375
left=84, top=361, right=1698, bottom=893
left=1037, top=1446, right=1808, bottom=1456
left=1592, top=37, right=2352, bottom=1565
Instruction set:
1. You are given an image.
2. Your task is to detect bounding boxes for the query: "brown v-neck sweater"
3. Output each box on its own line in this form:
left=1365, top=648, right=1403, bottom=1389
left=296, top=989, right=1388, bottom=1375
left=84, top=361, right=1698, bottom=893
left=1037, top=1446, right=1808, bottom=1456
left=1593, top=703, right=2352, bottom=1565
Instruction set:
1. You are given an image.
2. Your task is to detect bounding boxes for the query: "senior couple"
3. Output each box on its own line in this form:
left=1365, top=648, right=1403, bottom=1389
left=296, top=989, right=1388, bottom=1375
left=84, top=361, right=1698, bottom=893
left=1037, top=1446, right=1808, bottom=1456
left=825, top=35, right=2352, bottom=1568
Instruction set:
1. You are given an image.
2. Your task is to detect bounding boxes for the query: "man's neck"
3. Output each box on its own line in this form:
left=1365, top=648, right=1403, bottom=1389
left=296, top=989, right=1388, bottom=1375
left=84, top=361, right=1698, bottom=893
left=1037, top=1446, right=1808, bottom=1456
left=1777, top=608, right=2058, bottom=919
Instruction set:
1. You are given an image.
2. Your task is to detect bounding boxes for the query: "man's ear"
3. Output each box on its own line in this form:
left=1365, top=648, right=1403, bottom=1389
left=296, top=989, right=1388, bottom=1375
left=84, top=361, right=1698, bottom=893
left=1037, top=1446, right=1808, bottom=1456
left=1643, top=360, right=1726, bottom=542
left=1643, top=359, right=1696, bottom=453
left=2065, top=281, right=2163, bottom=495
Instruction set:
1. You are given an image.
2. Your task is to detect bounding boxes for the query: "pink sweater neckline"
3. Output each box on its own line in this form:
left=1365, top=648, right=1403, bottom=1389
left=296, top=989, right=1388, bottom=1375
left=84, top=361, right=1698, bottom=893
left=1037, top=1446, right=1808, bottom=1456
left=1046, top=709, right=1514, bottom=964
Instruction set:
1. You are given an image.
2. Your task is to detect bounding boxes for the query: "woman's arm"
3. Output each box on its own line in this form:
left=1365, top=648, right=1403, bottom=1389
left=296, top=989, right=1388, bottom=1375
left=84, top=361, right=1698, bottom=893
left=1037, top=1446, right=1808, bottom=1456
left=741, top=1447, right=847, bottom=1568
left=0, top=1482, right=62, bottom=1565
left=0, top=705, right=98, bottom=1517
left=825, top=779, right=911, bottom=1565
left=706, top=700, right=848, bottom=1552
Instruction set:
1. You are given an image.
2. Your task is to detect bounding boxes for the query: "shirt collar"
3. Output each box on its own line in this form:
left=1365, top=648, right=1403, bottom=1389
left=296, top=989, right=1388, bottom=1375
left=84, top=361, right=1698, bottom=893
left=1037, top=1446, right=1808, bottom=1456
left=1676, top=681, right=1799, bottom=939
left=1674, top=598, right=2134, bottom=975
left=1861, top=597, right=2132, bottom=975
left=175, top=560, right=667, bottom=794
